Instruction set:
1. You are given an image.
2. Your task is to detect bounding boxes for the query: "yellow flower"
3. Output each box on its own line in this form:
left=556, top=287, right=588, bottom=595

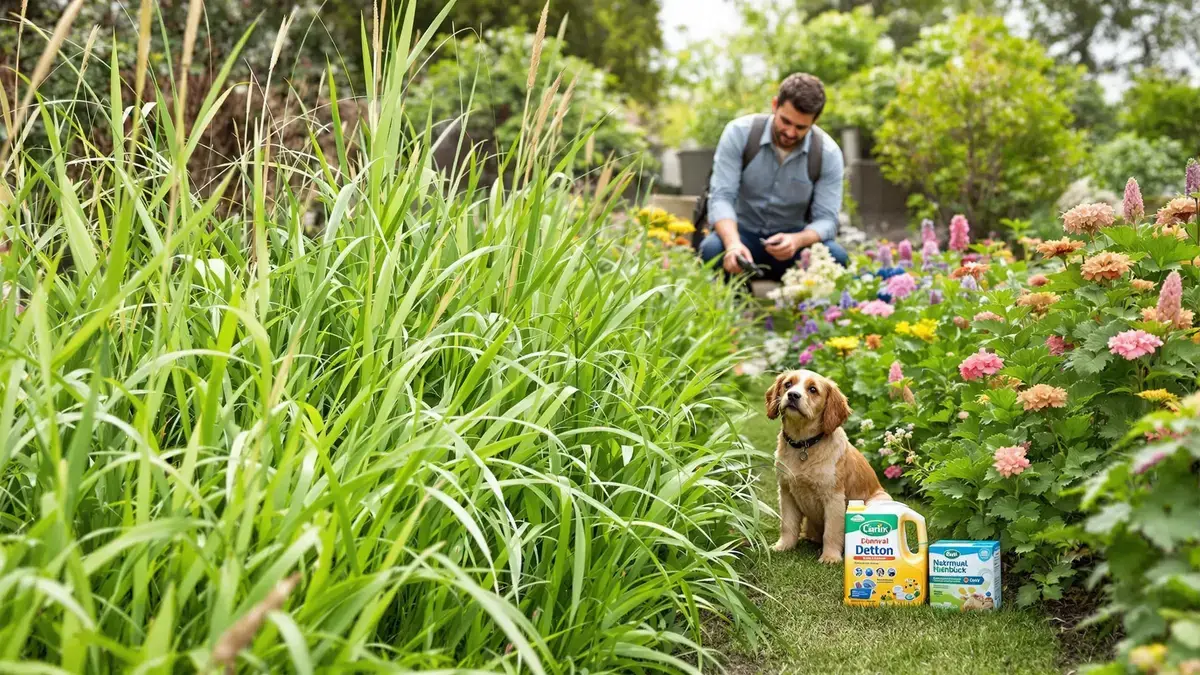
left=1129, top=644, right=1167, bottom=672
left=895, top=321, right=914, bottom=336
left=827, top=336, right=860, bottom=356
left=646, top=227, right=671, bottom=243
left=666, top=218, right=696, bottom=234
left=1138, top=389, right=1180, bottom=411
left=910, top=318, right=939, bottom=342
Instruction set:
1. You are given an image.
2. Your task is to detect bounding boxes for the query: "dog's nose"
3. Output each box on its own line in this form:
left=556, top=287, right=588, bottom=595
left=787, top=390, right=800, bottom=402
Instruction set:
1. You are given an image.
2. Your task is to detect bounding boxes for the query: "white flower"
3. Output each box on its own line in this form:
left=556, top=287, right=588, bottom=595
left=860, top=418, right=875, bottom=431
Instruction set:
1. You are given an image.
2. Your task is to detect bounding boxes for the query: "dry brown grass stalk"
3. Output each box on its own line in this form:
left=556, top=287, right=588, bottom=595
left=211, top=572, right=302, bottom=674
left=526, top=2, right=549, bottom=92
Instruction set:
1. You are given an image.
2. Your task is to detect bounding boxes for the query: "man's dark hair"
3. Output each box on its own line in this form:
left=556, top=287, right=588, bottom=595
left=777, top=73, right=825, bottom=118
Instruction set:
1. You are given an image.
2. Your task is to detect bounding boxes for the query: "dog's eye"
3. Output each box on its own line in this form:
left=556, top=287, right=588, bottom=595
left=808, top=386, right=819, bottom=394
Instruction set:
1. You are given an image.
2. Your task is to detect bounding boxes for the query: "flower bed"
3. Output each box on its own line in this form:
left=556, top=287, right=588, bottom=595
left=750, top=173, right=1200, bottom=627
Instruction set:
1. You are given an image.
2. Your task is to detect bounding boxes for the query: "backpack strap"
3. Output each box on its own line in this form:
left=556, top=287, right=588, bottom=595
left=807, top=127, right=823, bottom=183
left=742, top=114, right=769, bottom=171
left=805, top=127, right=825, bottom=225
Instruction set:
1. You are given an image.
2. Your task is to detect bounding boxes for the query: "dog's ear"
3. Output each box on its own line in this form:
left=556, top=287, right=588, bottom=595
left=822, top=378, right=852, bottom=433
left=765, top=373, right=787, bottom=420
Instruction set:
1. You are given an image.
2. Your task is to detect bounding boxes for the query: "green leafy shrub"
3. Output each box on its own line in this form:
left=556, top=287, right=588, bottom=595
left=1121, top=71, right=1200, bottom=157
left=1088, top=133, right=1191, bottom=200
left=1081, top=396, right=1200, bottom=673
left=874, top=15, right=1085, bottom=230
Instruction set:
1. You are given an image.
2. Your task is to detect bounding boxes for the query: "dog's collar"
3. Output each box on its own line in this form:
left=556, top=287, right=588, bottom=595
left=784, top=431, right=824, bottom=453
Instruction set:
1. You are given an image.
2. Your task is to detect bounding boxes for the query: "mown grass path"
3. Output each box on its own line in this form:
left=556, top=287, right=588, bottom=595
left=711, top=376, right=1064, bottom=674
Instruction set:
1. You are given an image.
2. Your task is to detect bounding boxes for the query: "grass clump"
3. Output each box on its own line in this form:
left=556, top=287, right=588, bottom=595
left=0, top=2, right=767, bottom=672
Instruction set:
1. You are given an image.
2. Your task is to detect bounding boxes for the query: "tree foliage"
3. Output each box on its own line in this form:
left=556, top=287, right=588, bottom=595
left=413, top=0, right=664, bottom=103
left=1007, top=0, right=1200, bottom=74
left=406, top=26, right=650, bottom=174
left=874, top=15, right=1085, bottom=228
left=1119, top=72, right=1200, bottom=157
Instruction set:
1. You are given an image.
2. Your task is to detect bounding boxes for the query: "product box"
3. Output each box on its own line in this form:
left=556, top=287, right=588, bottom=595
left=928, top=540, right=1001, bottom=610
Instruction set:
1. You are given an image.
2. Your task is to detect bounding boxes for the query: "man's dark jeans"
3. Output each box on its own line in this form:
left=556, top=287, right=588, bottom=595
left=698, top=229, right=849, bottom=282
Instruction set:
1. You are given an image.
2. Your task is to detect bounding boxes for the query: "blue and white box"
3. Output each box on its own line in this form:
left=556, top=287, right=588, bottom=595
left=929, top=540, right=1001, bottom=610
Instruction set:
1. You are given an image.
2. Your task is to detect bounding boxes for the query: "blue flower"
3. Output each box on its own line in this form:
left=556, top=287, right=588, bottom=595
left=877, top=266, right=906, bottom=280
left=961, top=276, right=979, bottom=291
left=929, top=289, right=944, bottom=305
left=877, top=291, right=894, bottom=303
left=801, top=319, right=821, bottom=338
left=839, top=290, right=856, bottom=309
left=765, top=315, right=775, bottom=332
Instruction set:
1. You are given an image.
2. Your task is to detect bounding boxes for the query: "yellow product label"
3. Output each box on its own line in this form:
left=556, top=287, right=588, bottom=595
left=843, top=501, right=928, bottom=607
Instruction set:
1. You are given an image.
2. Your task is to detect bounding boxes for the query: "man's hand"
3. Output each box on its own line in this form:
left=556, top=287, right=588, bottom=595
left=723, top=242, right=755, bottom=274
left=764, top=231, right=820, bottom=261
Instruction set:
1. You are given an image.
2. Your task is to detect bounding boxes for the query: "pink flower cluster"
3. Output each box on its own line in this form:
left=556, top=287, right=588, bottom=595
left=886, top=273, right=918, bottom=299
left=993, top=445, right=1030, bottom=477
left=1108, top=330, right=1163, bottom=360
left=888, top=361, right=904, bottom=384
left=1157, top=271, right=1183, bottom=324
left=860, top=300, right=895, bottom=317
left=973, top=311, right=1003, bottom=322
left=1029, top=274, right=1049, bottom=287
left=949, top=215, right=970, bottom=252
left=1124, top=177, right=1144, bottom=223
left=1045, top=335, right=1073, bottom=356
left=884, top=465, right=903, bottom=479
left=897, top=240, right=913, bottom=266
left=959, top=349, right=1005, bottom=381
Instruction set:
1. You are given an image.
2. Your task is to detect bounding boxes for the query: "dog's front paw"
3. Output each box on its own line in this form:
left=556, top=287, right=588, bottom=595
left=818, top=549, right=843, bottom=565
left=772, top=538, right=798, bottom=552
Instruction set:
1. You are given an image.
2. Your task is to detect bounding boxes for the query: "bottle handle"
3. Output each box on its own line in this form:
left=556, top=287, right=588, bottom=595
left=898, top=512, right=928, bottom=566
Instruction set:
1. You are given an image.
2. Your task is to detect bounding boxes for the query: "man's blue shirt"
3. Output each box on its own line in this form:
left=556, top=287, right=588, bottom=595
left=707, top=113, right=844, bottom=241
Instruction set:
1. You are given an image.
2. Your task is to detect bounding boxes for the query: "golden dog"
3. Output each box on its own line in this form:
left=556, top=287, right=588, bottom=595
left=766, top=369, right=889, bottom=564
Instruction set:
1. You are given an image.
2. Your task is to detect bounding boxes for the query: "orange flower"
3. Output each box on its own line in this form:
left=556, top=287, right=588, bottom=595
left=866, top=334, right=883, bottom=349
left=1143, top=306, right=1195, bottom=330
left=1081, top=252, right=1132, bottom=282
left=1016, top=291, right=1060, bottom=316
left=1017, top=384, right=1068, bottom=411
left=1154, top=224, right=1190, bottom=240
left=951, top=262, right=989, bottom=280
left=1131, top=279, right=1156, bottom=292
left=1037, top=238, right=1085, bottom=259
left=1155, top=197, right=1198, bottom=225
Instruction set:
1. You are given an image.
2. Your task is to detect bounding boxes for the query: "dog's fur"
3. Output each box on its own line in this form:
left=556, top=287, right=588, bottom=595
left=766, top=369, right=889, bottom=564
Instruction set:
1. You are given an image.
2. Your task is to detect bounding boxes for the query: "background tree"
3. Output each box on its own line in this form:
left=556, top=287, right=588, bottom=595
left=874, top=15, right=1085, bottom=228
left=1119, top=71, right=1200, bottom=157
left=414, top=0, right=664, bottom=103
left=1006, top=0, right=1199, bottom=73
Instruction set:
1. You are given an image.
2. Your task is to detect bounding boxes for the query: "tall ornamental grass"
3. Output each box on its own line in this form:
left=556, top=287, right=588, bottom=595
left=0, top=2, right=766, bottom=671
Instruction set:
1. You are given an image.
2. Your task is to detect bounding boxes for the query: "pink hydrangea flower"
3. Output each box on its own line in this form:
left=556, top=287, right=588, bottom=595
left=959, top=349, right=1005, bottom=381
left=949, top=215, right=970, bottom=252
left=1045, top=335, right=1072, bottom=356
left=884, top=465, right=903, bottom=479
left=1108, top=330, right=1163, bottom=360
left=1029, top=274, right=1049, bottom=287
left=1156, top=271, right=1183, bottom=325
left=897, top=240, right=913, bottom=266
left=993, top=445, right=1030, bottom=477
left=886, top=273, right=918, bottom=299
left=861, top=300, right=895, bottom=317
left=825, top=307, right=844, bottom=322
left=888, top=361, right=904, bottom=384
left=973, top=311, right=1003, bottom=322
